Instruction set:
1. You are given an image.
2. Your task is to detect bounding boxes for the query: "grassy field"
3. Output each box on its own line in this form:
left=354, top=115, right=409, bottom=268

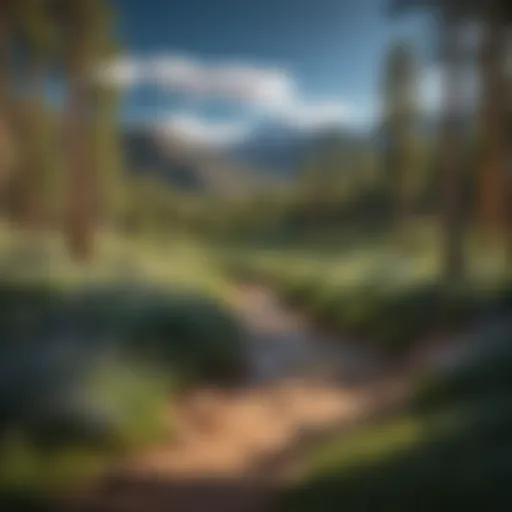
left=281, top=324, right=512, bottom=511
left=220, top=225, right=512, bottom=510
left=0, top=226, right=231, bottom=299
left=1, top=222, right=511, bottom=509
left=0, top=226, right=242, bottom=509
left=223, top=223, right=512, bottom=356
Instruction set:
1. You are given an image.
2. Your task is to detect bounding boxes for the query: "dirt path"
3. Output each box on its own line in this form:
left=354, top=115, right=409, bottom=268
left=64, top=285, right=405, bottom=512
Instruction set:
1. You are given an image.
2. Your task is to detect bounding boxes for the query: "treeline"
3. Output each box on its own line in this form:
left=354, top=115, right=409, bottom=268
left=0, top=0, right=122, bottom=261
left=1, top=0, right=511, bottom=282
left=388, top=0, right=512, bottom=281
left=180, top=0, right=512, bottom=286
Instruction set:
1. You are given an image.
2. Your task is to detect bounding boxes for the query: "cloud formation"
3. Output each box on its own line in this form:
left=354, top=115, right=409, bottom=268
left=420, top=64, right=478, bottom=115
left=96, top=52, right=353, bottom=147
left=157, top=113, right=253, bottom=150
left=95, top=57, right=140, bottom=88
left=276, top=100, right=351, bottom=131
left=97, top=54, right=296, bottom=111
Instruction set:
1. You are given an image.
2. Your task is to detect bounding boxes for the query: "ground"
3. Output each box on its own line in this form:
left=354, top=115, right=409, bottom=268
left=60, top=284, right=407, bottom=512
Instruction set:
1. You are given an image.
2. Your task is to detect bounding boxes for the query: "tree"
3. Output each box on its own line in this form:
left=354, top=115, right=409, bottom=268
left=390, top=0, right=473, bottom=283
left=477, top=1, right=511, bottom=250
left=90, top=39, right=125, bottom=231
left=437, top=16, right=469, bottom=283
left=59, top=0, right=112, bottom=261
left=0, top=1, right=16, bottom=213
left=15, top=0, right=56, bottom=229
left=507, top=34, right=512, bottom=263
left=380, top=40, right=419, bottom=235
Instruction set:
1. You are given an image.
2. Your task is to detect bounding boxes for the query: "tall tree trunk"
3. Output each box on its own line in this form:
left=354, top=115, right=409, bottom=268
left=440, top=20, right=466, bottom=284
left=0, top=2, right=13, bottom=215
left=19, top=57, right=46, bottom=230
left=478, top=0, right=508, bottom=241
left=504, top=29, right=512, bottom=265
left=65, top=44, right=95, bottom=262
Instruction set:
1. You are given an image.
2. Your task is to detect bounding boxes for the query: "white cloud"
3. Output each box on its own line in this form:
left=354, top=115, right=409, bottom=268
left=420, top=66, right=442, bottom=113
left=157, top=99, right=352, bottom=152
left=276, top=100, right=351, bottom=130
left=155, top=100, right=352, bottom=153
left=208, top=64, right=296, bottom=109
left=420, top=64, right=479, bottom=114
left=96, top=52, right=361, bottom=142
left=157, top=113, right=253, bottom=150
left=97, top=53, right=296, bottom=110
left=146, top=55, right=206, bottom=93
left=93, top=57, right=140, bottom=88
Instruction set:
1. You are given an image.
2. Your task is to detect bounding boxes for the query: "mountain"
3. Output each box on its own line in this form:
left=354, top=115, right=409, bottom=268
left=122, top=118, right=390, bottom=194
left=123, top=129, right=203, bottom=190
left=122, top=126, right=284, bottom=197
left=122, top=111, right=458, bottom=192
left=229, top=121, right=367, bottom=177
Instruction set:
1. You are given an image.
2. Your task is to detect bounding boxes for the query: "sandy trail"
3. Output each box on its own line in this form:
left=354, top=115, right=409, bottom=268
left=64, top=285, right=402, bottom=512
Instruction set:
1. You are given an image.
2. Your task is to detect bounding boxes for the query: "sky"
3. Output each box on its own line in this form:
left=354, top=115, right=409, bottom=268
left=106, top=0, right=437, bottom=148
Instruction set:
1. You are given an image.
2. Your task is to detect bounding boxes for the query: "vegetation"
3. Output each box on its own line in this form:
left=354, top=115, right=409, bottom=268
left=0, top=0, right=512, bottom=509
left=0, top=231, right=243, bottom=506
left=281, top=327, right=512, bottom=511
left=224, top=224, right=511, bottom=357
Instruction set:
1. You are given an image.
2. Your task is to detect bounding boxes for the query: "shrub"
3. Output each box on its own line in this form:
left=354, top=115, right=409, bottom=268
left=0, top=278, right=244, bottom=505
left=72, top=282, right=244, bottom=384
left=282, top=330, right=512, bottom=512
left=0, top=280, right=67, bottom=347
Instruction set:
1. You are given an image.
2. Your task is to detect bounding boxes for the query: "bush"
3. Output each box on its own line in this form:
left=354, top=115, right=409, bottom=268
left=277, top=271, right=323, bottom=308
left=0, top=280, right=67, bottom=346
left=307, top=283, right=347, bottom=328
left=72, top=282, right=244, bottom=384
left=411, top=330, right=512, bottom=414
left=0, top=351, right=171, bottom=508
left=238, top=251, right=512, bottom=358
left=281, top=330, right=512, bottom=512
left=0, top=278, right=244, bottom=505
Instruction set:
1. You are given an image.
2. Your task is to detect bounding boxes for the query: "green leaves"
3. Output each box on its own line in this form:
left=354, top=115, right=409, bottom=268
left=16, top=1, right=56, bottom=56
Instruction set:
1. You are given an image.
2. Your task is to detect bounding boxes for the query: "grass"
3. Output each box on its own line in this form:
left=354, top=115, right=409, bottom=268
left=0, top=226, right=231, bottom=301
left=224, top=222, right=512, bottom=357
left=306, top=416, right=427, bottom=478
left=0, top=353, right=174, bottom=509
left=281, top=326, right=512, bottom=511
left=0, top=226, right=243, bottom=508
left=1, top=222, right=510, bottom=508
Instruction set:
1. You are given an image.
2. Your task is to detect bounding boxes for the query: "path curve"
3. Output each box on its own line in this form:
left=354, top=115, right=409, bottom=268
left=63, top=285, right=404, bottom=512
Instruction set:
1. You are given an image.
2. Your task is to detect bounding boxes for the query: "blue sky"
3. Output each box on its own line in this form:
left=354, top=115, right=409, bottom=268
left=107, top=0, right=435, bottom=147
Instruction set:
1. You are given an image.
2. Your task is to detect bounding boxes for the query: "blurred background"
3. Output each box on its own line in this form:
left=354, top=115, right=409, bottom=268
left=1, top=0, right=512, bottom=510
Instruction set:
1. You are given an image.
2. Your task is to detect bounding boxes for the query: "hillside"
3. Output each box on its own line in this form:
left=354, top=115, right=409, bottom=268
left=230, top=122, right=368, bottom=177
left=123, top=126, right=284, bottom=197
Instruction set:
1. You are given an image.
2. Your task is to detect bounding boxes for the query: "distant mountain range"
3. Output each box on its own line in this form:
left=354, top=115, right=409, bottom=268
left=124, top=129, right=204, bottom=190
left=122, top=126, right=285, bottom=197
left=230, top=121, right=367, bottom=177
left=122, top=114, right=449, bottom=194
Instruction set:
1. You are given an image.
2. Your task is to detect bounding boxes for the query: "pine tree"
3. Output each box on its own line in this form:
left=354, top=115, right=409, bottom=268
left=15, top=0, right=56, bottom=229
left=381, top=40, right=419, bottom=237
left=59, top=0, right=112, bottom=261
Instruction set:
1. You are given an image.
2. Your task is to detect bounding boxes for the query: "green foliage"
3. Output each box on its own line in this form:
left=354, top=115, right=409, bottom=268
left=74, top=282, right=245, bottom=383
left=412, top=331, right=512, bottom=414
left=381, top=39, right=421, bottom=230
left=0, top=350, right=171, bottom=506
left=281, top=329, right=512, bottom=511
left=226, top=235, right=512, bottom=357
left=15, top=0, right=57, bottom=59
left=0, top=276, right=244, bottom=504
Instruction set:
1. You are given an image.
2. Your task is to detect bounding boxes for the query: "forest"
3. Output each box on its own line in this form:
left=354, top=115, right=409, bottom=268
left=0, top=0, right=512, bottom=511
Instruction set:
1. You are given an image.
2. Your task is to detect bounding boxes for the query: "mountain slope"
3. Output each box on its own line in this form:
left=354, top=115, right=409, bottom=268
left=230, top=122, right=367, bottom=177
left=123, top=127, right=284, bottom=197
